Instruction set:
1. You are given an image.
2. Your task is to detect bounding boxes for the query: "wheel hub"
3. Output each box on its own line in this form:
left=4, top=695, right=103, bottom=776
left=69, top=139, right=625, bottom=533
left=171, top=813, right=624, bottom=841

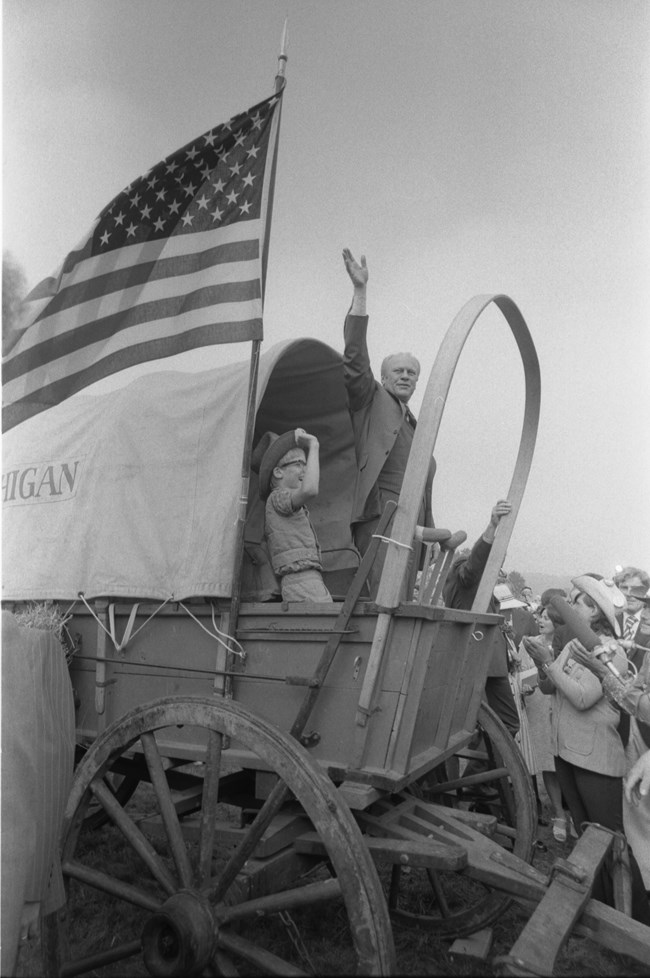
left=142, top=890, right=215, bottom=977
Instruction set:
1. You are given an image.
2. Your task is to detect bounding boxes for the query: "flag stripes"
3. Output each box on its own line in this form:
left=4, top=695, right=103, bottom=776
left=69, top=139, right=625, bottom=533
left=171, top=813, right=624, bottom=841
left=3, top=88, right=283, bottom=431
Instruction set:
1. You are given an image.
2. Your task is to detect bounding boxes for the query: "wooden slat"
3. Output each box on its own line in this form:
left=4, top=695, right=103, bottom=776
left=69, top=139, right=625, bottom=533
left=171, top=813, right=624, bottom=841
left=574, top=897, right=650, bottom=966
left=384, top=618, right=426, bottom=771
left=291, top=500, right=397, bottom=748
left=495, top=824, right=615, bottom=975
left=294, top=830, right=467, bottom=872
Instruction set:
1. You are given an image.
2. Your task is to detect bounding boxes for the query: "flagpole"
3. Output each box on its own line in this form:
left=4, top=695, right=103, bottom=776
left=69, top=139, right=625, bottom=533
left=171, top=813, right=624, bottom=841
left=223, top=30, right=288, bottom=686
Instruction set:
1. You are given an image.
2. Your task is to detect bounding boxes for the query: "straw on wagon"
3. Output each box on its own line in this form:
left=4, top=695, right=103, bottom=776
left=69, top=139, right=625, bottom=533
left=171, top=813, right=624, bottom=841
left=13, top=600, right=78, bottom=664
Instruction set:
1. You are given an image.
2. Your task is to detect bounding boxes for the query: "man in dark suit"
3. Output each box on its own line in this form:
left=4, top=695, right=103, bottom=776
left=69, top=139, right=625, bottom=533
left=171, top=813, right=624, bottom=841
left=341, top=248, right=435, bottom=595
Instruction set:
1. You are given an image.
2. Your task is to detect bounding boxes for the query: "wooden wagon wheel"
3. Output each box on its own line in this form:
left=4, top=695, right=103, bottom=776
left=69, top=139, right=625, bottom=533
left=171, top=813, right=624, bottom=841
left=43, top=696, right=396, bottom=977
left=388, top=702, right=536, bottom=937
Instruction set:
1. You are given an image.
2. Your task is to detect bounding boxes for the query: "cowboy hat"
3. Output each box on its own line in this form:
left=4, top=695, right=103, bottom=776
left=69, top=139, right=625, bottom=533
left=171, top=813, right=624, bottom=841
left=571, top=575, right=622, bottom=637
left=252, top=430, right=301, bottom=500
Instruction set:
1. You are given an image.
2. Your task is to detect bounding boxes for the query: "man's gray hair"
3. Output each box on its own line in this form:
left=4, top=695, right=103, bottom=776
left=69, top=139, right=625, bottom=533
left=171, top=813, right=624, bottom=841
left=380, top=352, right=421, bottom=378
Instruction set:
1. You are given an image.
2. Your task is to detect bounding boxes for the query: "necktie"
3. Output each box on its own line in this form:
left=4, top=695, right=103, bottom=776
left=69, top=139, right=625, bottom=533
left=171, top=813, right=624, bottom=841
left=624, top=615, right=637, bottom=641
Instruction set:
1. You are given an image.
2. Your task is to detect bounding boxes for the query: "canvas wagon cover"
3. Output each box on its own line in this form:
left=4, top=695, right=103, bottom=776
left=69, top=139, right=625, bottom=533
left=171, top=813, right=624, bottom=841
left=2, top=339, right=356, bottom=602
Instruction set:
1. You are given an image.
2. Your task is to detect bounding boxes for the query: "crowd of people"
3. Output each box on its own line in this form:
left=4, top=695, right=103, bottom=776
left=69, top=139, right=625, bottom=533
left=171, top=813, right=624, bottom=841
left=504, top=569, right=650, bottom=924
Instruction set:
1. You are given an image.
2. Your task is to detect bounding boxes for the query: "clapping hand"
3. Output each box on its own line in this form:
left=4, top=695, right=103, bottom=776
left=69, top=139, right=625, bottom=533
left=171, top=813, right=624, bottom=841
left=522, top=635, right=552, bottom=667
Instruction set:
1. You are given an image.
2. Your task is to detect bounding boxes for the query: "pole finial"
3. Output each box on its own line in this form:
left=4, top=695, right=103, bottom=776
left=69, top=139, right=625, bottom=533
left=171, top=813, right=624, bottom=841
left=275, top=17, right=288, bottom=90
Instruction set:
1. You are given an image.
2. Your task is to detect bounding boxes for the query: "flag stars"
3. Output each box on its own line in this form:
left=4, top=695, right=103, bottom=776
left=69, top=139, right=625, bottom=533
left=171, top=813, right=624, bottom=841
left=89, top=94, right=274, bottom=252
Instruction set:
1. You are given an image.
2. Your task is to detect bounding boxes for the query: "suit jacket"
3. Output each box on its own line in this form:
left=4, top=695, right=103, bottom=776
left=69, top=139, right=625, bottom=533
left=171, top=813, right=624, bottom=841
left=443, top=535, right=508, bottom=677
left=343, top=313, right=435, bottom=526
left=628, top=619, right=650, bottom=670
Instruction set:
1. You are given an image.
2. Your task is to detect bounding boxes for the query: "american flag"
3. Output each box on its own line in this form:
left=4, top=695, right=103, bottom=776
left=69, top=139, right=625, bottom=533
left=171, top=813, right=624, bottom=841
left=2, top=86, right=284, bottom=432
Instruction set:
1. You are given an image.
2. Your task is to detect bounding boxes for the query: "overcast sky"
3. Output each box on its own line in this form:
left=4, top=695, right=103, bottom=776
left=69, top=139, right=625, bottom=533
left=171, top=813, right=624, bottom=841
left=4, top=0, right=649, bottom=577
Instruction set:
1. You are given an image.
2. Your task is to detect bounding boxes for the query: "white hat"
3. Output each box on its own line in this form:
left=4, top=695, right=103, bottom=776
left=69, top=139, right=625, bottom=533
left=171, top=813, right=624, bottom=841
left=493, top=584, right=526, bottom=610
left=571, top=576, right=621, bottom=637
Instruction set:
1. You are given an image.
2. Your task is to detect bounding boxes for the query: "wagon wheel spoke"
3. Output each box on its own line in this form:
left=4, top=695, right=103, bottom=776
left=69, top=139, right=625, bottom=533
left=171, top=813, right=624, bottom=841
left=425, top=868, right=451, bottom=916
left=89, top=778, right=177, bottom=894
left=217, top=930, right=308, bottom=976
left=141, top=730, right=194, bottom=888
left=389, top=863, right=452, bottom=918
left=208, top=776, right=290, bottom=903
left=63, top=857, right=163, bottom=910
left=53, top=937, right=143, bottom=977
left=216, top=877, right=342, bottom=924
left=209, top=948, right=241, bottom=976
left=198, top=729, right=223, bottom=884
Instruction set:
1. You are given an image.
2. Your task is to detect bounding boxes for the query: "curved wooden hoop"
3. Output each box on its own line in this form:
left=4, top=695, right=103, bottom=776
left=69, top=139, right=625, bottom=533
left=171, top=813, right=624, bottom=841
left=375, top=293, right=541, bottom=614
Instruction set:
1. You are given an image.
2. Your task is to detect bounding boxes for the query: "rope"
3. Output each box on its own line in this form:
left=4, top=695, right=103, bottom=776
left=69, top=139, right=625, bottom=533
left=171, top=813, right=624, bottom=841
left=77, top=592, right=172, bottom=651
left=371, top=533, right=413, bottom=551
left=179, top=601, right=246, bottom=660
left=76, top=593, right=245, bottom=659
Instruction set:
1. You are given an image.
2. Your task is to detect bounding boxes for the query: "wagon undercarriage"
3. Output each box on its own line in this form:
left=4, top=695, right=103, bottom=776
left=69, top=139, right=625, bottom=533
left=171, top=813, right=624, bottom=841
left=44, top=694, right=650, bottom=977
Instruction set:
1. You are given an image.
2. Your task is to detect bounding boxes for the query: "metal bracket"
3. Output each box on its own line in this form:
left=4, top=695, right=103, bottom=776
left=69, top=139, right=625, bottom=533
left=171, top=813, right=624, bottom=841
left=548, top=856, right=589, bottom=893
left=285, top=675, right=321, bottom=688
left=299, top=731, right=321, bottom=749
